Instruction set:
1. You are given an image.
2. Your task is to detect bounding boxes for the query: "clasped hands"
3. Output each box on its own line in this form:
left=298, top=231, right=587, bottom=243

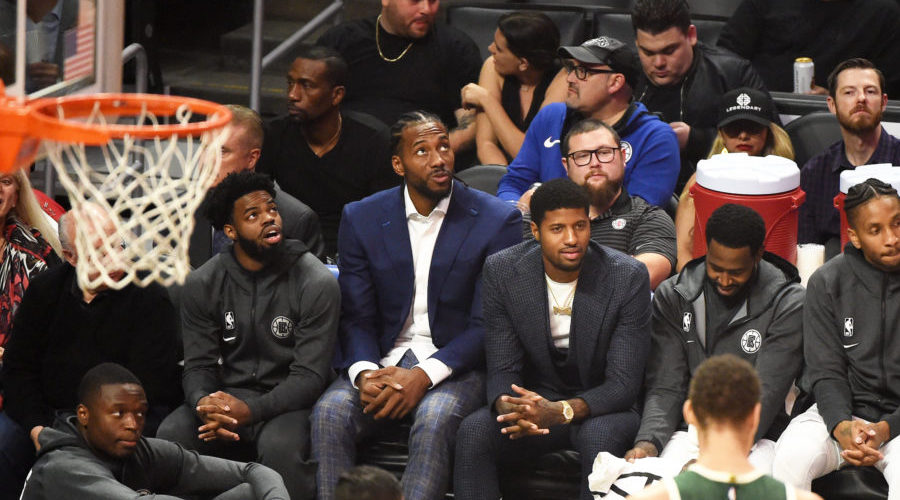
left=833, top=419, right=890, bottom=467
left=357, top=366, right=431, bottom=420
left=195, top=391, right=252, bottom=442
left=495, top=384, right=568, bottom=440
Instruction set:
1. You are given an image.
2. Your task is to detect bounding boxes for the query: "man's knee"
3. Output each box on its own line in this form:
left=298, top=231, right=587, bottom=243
left=311, top=382, right=359, bottom=430
left=575, top=412, right=640, bottom=457
left=156, top=404, right=200, bottom=444
left=455, top=407, right=498, bottom=458
left=258, top=410, right=311, bottom=461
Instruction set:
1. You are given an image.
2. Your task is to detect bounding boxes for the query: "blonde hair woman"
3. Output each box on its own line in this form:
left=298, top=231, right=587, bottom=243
left=675, top=88, right=794, bottom=270
left=0, top=168, right=61, bottom=356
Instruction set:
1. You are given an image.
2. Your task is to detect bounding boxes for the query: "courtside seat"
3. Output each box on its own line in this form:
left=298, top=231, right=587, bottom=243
left=812, top=466, right=888, bottom=500
left=446, top=3, right=589, bottom=61
left=592, top=10, right=727, bottom=47
left=784, top=111, right=842, bottom=168
left=456, top=164, right=508, bottom=196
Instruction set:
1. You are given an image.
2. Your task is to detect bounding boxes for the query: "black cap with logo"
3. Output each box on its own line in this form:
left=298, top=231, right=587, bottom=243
left=558, top=36, right=640, bottom=89
left=717, top=87, right=777, bottom=128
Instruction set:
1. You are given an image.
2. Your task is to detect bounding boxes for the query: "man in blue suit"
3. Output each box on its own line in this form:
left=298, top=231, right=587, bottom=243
left=310, top=111, right=522, bottom=500
left=454, top=178, right=651, bottom=500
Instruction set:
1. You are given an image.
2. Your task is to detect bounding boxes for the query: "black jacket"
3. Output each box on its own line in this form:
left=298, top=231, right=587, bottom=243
left=805, top=244, right=900, bottom=439
left=634, top=42, right=768, bottom=186
left=636, top=253, right=804, bottom=452
left=21, top=416, right=288, bottom=499
left=181, top=239, right=339, bottom=423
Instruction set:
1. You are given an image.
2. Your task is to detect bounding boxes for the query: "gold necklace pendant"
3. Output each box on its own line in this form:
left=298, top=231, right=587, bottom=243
left=547, top=276, right=576, bottom=316
left=376, top=14, right=414, bottom=63
left=552, top=305, right=572, bottom=316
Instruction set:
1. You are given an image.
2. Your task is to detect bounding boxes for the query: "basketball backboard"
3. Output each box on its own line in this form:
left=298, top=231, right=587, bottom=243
left=0, top=0, right=123, bottom=98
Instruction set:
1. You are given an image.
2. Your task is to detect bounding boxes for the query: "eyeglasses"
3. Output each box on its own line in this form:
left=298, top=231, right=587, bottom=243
left=566, top=147, right=620, bottom=166
left=721, top=120, right=767, bottom=137
left=563, top=60, right=617, bottom=81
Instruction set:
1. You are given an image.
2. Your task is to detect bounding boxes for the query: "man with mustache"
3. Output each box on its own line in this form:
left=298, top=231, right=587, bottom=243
left=496, top=37, right=680, bottom=210
left=156, top=171, right=340, bottom=500
left=558, top=118, right=675, bottom=290
left=454, top=178, right=651, bottom=500
left=625, top=204, right=804, bottom=474
left=317, top=0, right=482, bottom=154
left=799, top=58, right=900, bottom=254
left=256, top=46, right=396, bottom=260
left=310, top=111, right=521, bottom=500
left=773, top=178, right=900, bottom=496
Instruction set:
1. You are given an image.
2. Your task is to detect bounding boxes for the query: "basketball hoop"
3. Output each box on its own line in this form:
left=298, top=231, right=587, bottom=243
left=0, top=82, right=232, bottom=290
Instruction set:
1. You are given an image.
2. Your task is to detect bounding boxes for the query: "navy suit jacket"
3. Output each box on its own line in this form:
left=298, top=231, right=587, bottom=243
left=483, top=240, right=651, bottom=417
left=336, top=181, right=522, bottom=374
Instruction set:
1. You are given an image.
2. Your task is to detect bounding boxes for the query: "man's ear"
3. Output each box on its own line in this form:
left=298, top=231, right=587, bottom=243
left=530, top=221, right=540, bottom=241
left=683, top=399, right=696, bottom=427
left=247, top=148, right=261, bottom=170
left=392, top=155, right=405, bottom=177
left=332, top=85, right=346, bottom=107
left=223, top=223, right=237, bottom=241
left=848, top=226, right=862, bottom=249
left=826, top=96, right=836, bottom=115
left=77, top=404, right=89, bottom=427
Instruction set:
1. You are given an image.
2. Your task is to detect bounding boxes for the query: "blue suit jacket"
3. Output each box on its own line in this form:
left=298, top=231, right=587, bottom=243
left=336, top=181, right=522, bottom=374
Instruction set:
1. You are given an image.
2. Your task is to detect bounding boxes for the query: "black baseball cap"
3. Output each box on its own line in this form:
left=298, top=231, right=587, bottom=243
left=717, top=88, right=776, bottom=128
left=558, top=37, right=639, bottom=89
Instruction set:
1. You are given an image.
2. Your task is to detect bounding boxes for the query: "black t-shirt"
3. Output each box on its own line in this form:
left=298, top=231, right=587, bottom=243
left=318, top=18, right=482, bottom=128
left=703, top=273, right=753, bottom=351
left=256, top=110, right=398, bottom=257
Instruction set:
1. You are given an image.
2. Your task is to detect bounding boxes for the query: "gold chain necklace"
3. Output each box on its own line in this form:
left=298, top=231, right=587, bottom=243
left=546, top=276, right=576, bottom=316
left=375, top=14, right=413, bottom=63
left=308, top=113, right=342, bottom=157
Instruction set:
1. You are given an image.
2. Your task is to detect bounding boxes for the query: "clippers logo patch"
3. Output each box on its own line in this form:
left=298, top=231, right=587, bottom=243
left=741, top=329, right=762, bottom=354
left=225, top=311, right=235, bottom=330
left=271, top=316, right=294, bottom=339
left=612, top=218, right=627, bottom=230
left=844, top=317, right=854, bottom=337
left=682, top=312, right=692, bottom=333
left=621, top=141, right=633, bottom=163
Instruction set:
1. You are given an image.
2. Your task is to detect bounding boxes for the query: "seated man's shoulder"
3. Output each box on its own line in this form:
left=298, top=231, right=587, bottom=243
left=318, top=17, right=372, bottom=48
left=344, top=185, right=402, bottom=216
left=800, top=140, right=844, bottom=178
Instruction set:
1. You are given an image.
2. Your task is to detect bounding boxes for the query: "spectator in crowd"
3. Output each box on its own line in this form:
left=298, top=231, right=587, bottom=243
left=628, top=355, right=821, bottom=500
left=0, top=0, right=77, bottom=92
left=773, top=178, right=900, bottom=494
left=455, top=178, right=651, bottom=500
left=189, top=104, right=324, bottom=266
left=0, top=203, right=181, bottom=499
left=717, top=0, right=900, bottom=97
left=156, top=171, right=339, bottom=500
left=497, top=37, right=680, bottom=209
left=798, top=59, right=900, bottom=255
left=674, top=88, right=794, bottom=270
left=317, top=0, right=482, bottom=153
left=0, top=169, right=61, bottom=354
left=625, top=204, right=804, bottom=472
left=20, top=363, right=290, bottom=500
left=257, top=46, right=396, bottom=260
left=335, top=466, right=403, bottom=500
left=311, top=111, right=521, bottom=500
left=460, top=11, right=567, bottom=165
left=631, top=0, right=769, bottom=191
left=546, top=118, right=675, bottom=290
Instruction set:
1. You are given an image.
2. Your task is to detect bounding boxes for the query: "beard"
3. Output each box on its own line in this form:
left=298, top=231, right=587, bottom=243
left=236, top=232, right=283, bottom=264
left=837, top=104, right=883, bottom=134
left=583, top=177, right=622, bottom=210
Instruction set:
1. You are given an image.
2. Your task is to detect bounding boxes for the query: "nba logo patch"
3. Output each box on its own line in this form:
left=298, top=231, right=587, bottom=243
left=844, top=318, right=854, bottom=337
left=225, top=311, right=235, bottom=330
left=682, top=312, right=692, bottom=333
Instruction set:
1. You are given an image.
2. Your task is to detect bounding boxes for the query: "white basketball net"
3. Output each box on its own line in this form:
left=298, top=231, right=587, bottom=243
left=41, top=100, right=226, bottom=290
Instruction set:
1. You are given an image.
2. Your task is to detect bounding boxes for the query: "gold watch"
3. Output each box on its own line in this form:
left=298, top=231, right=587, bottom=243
left=560, top=400, right=574, bottom=424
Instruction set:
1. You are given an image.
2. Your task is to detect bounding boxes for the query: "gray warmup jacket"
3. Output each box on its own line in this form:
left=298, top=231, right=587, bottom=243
left=636, top=253, right=805, bottom=452
left=181, top=239, right=340, bottom=422
left=20, top=417, right=288, bottom=499
left=805, top=244, right=900, bottom=439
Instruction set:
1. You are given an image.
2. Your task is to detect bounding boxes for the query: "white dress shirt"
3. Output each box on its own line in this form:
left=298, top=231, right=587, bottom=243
left=348, top=185, right=454, bottom=388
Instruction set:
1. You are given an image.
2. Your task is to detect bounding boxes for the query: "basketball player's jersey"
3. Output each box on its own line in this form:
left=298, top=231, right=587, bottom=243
left=665, top=464, right=794, bottom=500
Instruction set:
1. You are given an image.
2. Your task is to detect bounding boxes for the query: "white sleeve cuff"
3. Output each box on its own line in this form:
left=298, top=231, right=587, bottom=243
left=348, top=361, right=380, bottom=389
left=415, top=358, right=453, bottom=388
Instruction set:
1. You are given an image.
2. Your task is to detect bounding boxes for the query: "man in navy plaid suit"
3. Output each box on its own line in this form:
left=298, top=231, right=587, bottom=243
left=310, top=111, right=522, bottom=500
left=454, top=178, right=651, bottom=500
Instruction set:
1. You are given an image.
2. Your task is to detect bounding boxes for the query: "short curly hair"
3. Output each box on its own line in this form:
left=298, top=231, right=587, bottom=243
left=689, top=354, right=760, bottom=429
left=631, top=0, right=691, bottom=36
left=530, top=177, right=589, bottom=227
left=705, top=204, right=766, bottom=255
left=205, top=170, right=276, bottom=230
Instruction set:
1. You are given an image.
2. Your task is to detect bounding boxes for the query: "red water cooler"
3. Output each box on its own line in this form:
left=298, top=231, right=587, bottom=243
left=691, top=153, right=805, bottom=264
left=833, top=164, right=900, bottom=249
